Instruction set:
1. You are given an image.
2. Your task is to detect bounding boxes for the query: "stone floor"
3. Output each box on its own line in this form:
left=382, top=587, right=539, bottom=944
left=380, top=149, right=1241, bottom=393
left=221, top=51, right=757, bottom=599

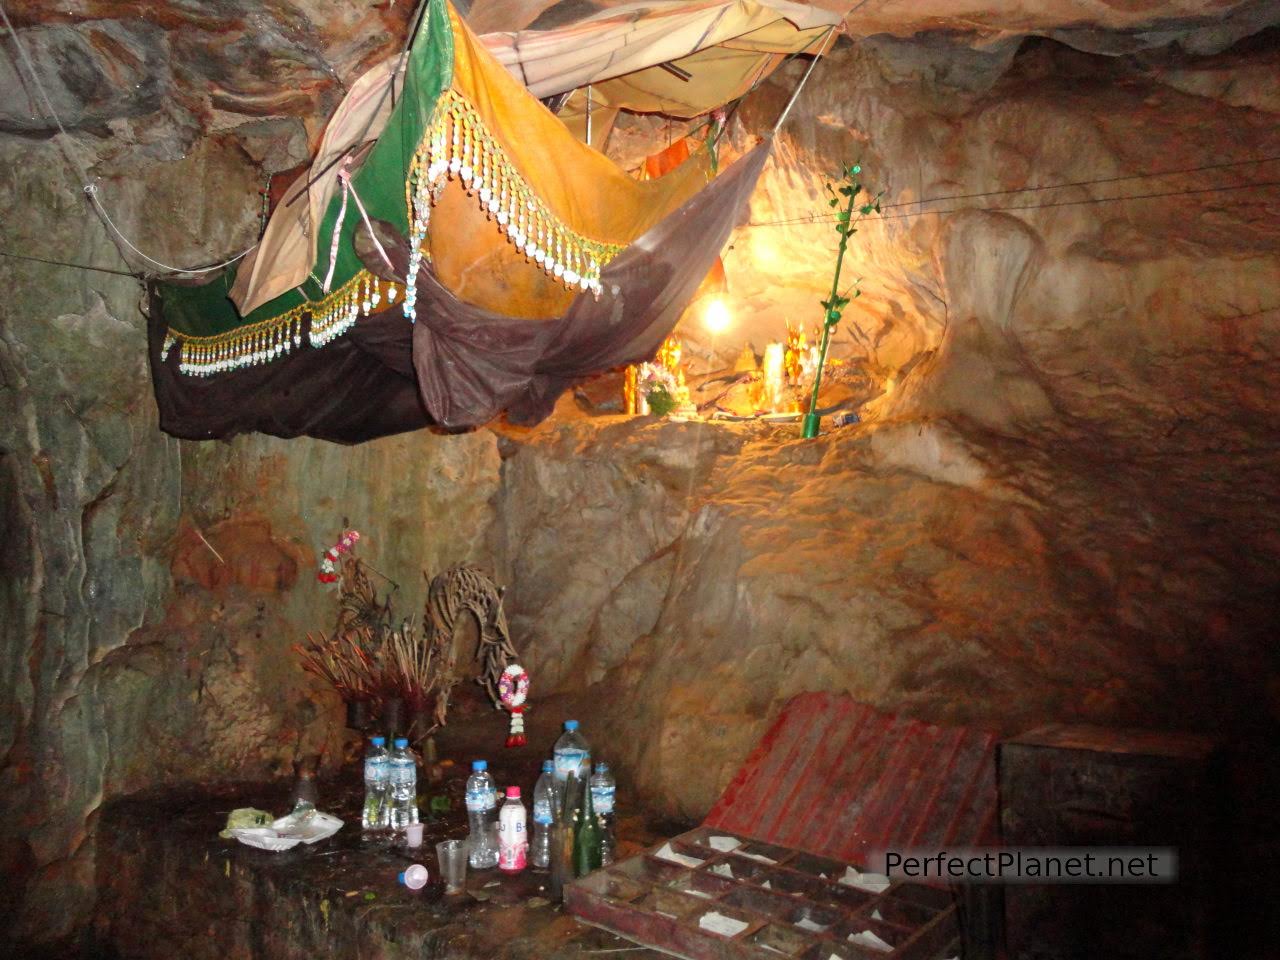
left=91, top=741, right=678, bottom=960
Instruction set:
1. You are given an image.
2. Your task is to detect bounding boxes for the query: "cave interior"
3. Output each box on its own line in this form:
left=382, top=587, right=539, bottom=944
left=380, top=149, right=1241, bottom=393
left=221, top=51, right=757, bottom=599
left=1, top=1, right=1278, bottom=958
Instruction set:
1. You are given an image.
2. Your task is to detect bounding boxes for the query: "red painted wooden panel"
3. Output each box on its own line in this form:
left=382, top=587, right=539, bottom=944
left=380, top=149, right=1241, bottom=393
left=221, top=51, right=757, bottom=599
left=705, top=693, right=998, bottom=865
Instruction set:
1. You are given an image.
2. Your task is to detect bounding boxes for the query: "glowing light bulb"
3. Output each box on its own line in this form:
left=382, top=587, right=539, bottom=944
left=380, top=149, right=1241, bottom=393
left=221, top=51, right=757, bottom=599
left=703, top=297, right=732, bottom=335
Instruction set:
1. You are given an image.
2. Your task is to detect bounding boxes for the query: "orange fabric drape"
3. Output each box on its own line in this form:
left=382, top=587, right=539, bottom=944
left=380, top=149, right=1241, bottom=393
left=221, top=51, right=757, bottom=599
left=425, top=3, right=716, bottom=317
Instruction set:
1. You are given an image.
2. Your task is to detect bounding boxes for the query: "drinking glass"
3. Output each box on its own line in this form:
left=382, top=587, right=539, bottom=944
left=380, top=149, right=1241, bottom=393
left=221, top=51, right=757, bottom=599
left=437, top=839, right=467, bottom=894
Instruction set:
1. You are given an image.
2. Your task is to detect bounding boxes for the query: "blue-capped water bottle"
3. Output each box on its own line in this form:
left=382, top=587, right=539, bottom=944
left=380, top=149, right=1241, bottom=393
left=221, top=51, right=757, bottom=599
left=466, top=759, right=499, bottom=868
left=553, top=720, right=591, bottom=784
left=362, top=736, right=390, bottom=829
left=388, top=738, right=418, bottom=829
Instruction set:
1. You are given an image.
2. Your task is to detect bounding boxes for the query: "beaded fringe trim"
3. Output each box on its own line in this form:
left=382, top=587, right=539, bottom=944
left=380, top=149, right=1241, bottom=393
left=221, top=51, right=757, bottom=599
left=402, top=88, right=623, bottom=320
left=165, top=272, right=400, bottom=377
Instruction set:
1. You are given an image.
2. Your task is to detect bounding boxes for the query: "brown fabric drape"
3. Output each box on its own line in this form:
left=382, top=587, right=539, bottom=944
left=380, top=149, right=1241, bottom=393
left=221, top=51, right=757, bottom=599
left=147, top=141, right=770, bottom=443
left=413, top=141, right=770, bottom=426
left=147, top=288, right=433, bottom=443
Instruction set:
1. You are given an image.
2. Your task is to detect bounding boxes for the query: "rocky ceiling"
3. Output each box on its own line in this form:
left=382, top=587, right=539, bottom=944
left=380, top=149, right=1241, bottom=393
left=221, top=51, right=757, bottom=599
left=2, top=0, right=1277, bottom=141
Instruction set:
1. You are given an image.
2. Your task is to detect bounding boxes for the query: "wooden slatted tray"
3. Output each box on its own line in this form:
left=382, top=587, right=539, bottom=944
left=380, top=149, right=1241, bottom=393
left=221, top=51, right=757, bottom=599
left=566, top=827, right=959, bottom=960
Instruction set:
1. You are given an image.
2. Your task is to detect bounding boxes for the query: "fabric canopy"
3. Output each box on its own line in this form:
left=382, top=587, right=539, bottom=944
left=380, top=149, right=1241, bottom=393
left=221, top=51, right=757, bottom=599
left=149, top=0, right=779, bottom=442
left=230, top=0, right=836, bottom=310
left=149, top=141, right=770, bottom=440
left=223, top=0, right=716, bottom=320
left=489, top=1, right=838, bottom=148
left=162, top=0, right=715, bottom=363
left=483, top=0, right=838, bottom=100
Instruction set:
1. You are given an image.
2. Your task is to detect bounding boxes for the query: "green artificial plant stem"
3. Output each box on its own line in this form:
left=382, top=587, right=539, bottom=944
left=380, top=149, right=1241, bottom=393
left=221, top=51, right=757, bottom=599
left=803, top=169, right=859, bottom=439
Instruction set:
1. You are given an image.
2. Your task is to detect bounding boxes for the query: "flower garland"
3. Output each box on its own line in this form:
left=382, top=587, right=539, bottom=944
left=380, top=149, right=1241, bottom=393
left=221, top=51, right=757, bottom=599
left=318, top=529, right=361, bottom=584
left=497, top=662, right=530, bottom=748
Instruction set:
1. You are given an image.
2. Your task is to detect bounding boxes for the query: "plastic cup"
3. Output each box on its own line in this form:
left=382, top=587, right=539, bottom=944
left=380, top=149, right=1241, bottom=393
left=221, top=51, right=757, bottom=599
left=437, top=839, right=467, bottom=894
left=405, top=823, right=424, bottom=848
left=398, top=863, right=429, bottom=890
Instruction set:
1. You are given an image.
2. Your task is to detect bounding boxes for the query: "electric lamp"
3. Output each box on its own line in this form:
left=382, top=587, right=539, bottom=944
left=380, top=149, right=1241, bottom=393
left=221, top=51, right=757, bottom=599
left=703, top=296, right=732, bottom=335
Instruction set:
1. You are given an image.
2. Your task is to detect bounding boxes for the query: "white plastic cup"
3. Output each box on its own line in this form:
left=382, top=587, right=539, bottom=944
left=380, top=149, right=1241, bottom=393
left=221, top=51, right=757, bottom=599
left=398, top=863, right=429, bottom=890
left=405, top=823, right=424, bottom=848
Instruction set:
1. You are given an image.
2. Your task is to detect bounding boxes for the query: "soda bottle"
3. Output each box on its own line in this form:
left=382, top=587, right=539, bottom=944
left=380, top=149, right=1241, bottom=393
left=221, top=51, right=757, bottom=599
left=498, top=786, right=528, bottom=874
left=573, top=772, right=602, bottom=877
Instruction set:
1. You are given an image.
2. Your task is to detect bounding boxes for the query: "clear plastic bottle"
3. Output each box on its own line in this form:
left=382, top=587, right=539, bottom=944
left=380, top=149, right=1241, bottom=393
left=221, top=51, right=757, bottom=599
left=498, top=786, right=528, bottom=874
left=466, top=759, right=499, bottom=869
left=388, top=738, right=419, bottom=829
left=530, top=759, right=554, bottom=869
left=590, top=761, right=617, bottom=866
left=362, top=736, right=390, bottom=829
left=553, top=720, right=591, bottom=786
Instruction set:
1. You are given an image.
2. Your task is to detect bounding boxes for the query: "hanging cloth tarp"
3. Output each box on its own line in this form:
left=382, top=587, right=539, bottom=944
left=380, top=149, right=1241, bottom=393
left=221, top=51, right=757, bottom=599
left=483, top=0, right=840, bottom=147
left=154, top=0, right=454, bottom=370
left=479, top=0, right=839, bottom=102
left=148, top=0, right=779, bottom=441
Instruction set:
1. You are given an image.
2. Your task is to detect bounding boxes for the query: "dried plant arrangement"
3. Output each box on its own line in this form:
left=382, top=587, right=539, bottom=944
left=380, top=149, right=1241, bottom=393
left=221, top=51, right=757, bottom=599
left=383, top=614, right=456, bottom=735
left=293, top=628, right=382, bottom=704
left=295, top=531, right=517, bottom=738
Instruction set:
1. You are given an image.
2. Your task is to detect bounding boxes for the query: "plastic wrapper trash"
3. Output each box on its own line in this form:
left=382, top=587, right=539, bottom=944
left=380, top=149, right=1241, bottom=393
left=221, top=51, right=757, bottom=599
left=219, top=808, right=273, bottom=838
left=229, top=808, right=343, bottom=851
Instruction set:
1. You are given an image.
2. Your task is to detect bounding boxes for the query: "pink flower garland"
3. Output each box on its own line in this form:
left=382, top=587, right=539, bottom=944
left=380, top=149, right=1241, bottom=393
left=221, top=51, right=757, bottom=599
left=318, top=529, right=360, bottom=584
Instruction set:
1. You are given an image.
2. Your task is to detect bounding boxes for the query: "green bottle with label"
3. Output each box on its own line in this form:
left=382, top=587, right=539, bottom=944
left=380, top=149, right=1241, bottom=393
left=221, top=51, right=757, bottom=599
left=572, top=771, right=602, bottom=877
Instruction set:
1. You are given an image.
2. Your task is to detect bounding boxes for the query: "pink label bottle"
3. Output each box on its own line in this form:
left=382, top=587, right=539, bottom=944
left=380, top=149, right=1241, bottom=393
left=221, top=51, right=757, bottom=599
left=498, top=786, right=528, bottom=873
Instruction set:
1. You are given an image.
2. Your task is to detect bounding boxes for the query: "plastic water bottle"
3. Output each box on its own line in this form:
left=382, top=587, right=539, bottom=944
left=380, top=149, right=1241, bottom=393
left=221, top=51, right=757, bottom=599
left=553, top=720, right=591, bottom=785
left=590, top=761, right=617, bottom=865
left=498, top=786, right=528, bottom=873
left=466, top=759, right=499, bottom=868
left=362, top=736, right=390, bottom=829
left=531, top=760, right=554, bottom=869
left=388, top=738, right=418, bottom=829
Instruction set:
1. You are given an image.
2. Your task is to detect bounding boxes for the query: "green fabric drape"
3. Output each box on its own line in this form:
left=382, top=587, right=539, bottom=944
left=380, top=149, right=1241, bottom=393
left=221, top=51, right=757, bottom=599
left=158, top=0, right=453, bottom=339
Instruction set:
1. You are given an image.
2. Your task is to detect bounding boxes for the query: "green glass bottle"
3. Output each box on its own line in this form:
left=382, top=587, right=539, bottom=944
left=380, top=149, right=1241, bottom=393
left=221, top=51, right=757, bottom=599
left=550, top=771, right=575, bottom=901
left=573, top=770, right=602, bottom=877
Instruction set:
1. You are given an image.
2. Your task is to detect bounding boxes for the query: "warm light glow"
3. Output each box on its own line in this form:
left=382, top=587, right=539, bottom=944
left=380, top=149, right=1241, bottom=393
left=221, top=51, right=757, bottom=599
left=704, top=297, right=732, bottom=335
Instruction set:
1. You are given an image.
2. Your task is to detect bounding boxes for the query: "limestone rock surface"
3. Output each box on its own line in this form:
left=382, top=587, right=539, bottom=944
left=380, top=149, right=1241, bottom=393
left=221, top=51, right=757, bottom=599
left=492, top=410, right=1280, bottom=819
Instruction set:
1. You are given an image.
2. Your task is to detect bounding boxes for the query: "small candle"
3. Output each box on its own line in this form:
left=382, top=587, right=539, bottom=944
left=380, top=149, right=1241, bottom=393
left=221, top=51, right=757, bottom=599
left=762, top=342, right=786, bottom=412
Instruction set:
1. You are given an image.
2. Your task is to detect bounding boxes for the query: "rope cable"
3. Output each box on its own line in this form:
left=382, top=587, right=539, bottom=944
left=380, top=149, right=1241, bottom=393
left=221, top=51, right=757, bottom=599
left=0, top=0, right=255, bottom=277
left=880, top=155, right=1280, bottom=211
left=0, top=249, right=139, bottom=277
left=747, top=177, right=1280, bottom=228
